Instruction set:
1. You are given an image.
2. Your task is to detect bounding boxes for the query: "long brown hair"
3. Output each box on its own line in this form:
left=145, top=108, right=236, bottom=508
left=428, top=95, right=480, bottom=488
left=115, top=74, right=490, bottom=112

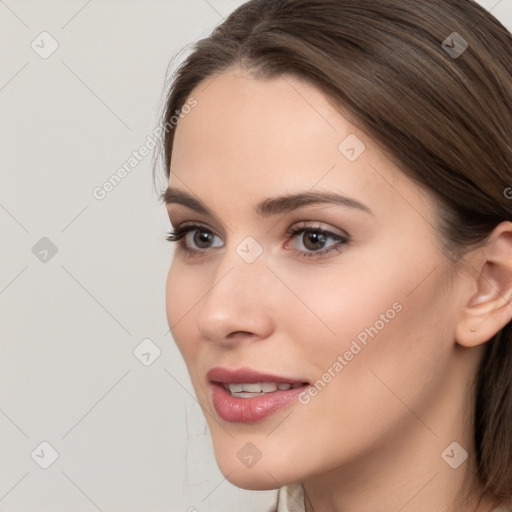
left=158, top=0, right=512, bottom=501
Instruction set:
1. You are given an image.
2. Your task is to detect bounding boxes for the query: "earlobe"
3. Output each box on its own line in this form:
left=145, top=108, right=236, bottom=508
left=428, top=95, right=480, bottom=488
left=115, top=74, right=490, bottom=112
left=455, top=221, right=512, bottom=348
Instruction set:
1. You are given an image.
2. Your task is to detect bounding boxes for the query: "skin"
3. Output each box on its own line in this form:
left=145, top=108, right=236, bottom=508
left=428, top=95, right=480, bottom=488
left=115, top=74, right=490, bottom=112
left=164, top=65, right=512, bottom=512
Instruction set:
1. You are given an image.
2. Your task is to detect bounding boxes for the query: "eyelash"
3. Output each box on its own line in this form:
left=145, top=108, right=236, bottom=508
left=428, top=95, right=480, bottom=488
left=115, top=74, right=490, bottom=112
left=165, top=222, right=349, bottom=259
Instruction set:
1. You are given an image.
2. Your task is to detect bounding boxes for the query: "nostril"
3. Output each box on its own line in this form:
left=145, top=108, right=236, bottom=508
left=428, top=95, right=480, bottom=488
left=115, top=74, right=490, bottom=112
left=227, top=331, right=255, bottom=338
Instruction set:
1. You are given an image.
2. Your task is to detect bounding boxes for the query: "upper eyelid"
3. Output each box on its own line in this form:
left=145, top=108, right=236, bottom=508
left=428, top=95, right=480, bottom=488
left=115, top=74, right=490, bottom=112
left=172, top=219, right=342, bottom=231
left=169, top=217, right=226, bottom=235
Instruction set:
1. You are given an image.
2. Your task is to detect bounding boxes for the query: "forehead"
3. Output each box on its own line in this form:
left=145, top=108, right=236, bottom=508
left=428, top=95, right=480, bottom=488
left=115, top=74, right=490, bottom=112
left=169, top=66, right=432, bottom=223
left=172, top=66, right=347, bottom=167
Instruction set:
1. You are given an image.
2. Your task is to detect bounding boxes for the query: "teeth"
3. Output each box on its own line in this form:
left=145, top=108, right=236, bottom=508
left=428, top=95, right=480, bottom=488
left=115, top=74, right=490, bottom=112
left=242, top=383, right=261, bottom=392
left=261, top=382, right=277, bottom=392
left=232, top=392, right=266, bottom=398
left=225, top=382, right=302, bottom=396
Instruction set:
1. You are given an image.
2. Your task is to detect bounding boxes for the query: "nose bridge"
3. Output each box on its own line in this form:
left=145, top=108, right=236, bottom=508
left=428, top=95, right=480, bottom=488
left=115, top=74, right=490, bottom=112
left=214, top=233, right=270, bottom=301
left=196, top=236, right=273, bottom=341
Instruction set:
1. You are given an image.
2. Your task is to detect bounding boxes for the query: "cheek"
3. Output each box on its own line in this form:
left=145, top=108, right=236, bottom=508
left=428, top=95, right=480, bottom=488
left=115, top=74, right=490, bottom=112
left=304, top=247, right=442, bottom=336
left=283, top=265, right=406, bottom=367
left=288, top=256, right=454, bottom=404
left=305, top=267, right=453, bottom=414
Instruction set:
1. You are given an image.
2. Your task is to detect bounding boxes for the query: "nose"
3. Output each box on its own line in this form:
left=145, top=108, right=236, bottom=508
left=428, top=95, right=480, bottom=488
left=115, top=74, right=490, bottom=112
left=195, top=246, right=275, bottom=346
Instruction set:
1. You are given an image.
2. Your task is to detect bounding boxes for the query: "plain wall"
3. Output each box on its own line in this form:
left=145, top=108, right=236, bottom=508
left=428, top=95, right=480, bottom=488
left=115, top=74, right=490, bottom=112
left=1, top=1, right=511, bottom=511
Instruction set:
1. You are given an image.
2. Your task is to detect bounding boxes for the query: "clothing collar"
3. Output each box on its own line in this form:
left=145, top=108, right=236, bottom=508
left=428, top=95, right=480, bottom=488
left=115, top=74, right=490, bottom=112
left=276, top=484, right=305, bottom=512
left=275, top=485, right=512, bottom=512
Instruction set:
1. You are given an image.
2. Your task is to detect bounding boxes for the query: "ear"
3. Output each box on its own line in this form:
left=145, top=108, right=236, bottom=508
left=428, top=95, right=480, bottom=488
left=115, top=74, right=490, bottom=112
left=455, top=221, right=512, bottom=348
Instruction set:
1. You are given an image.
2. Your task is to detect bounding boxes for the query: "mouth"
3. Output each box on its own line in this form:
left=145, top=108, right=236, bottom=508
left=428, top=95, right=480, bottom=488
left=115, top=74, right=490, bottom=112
left=207, top=367, right=310, bottom=423
left=222, top=381, right=305, bottom=397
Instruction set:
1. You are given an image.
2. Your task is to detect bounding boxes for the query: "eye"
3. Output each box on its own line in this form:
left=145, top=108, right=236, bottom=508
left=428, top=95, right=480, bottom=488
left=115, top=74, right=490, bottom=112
left=284, top=222, right=349, bottom=258
left=166, top=222, right=349, bottom=259
left=166, top=223, right=222, bottom=257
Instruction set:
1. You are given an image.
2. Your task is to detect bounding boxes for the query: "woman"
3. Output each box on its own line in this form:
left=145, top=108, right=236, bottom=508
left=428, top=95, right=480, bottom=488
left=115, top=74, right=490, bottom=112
left=158, top=1, right=512, bottom=510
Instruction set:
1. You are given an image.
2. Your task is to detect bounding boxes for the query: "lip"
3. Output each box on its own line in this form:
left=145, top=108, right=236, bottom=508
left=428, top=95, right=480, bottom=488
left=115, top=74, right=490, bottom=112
left=207, top=366, right=309, bottom=423
left=207, top=366, right=306, bottom=384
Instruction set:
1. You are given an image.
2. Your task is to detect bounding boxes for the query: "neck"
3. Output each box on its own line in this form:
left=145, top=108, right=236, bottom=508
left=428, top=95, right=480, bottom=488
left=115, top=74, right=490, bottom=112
left=303, top=455, right=496, bottom=512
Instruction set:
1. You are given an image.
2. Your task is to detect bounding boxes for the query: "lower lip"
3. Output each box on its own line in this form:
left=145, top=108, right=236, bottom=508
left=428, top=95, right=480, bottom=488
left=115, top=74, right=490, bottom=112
left=210, top=383, right=308, bottom=423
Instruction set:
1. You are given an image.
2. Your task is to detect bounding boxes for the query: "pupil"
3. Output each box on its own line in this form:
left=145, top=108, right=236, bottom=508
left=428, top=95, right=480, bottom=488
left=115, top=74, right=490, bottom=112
left=305, top=232, right=326, bottom=250
left=195, top=231, right=212, bottom=248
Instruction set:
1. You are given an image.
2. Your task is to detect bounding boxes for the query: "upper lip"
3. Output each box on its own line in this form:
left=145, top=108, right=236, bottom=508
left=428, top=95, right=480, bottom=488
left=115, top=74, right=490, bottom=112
left=207, top=366, right=308, bottom=384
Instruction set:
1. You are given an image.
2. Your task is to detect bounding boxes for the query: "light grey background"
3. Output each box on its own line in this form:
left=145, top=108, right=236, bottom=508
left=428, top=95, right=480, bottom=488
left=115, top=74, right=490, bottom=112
left=1, top=1, right=510, bottom=511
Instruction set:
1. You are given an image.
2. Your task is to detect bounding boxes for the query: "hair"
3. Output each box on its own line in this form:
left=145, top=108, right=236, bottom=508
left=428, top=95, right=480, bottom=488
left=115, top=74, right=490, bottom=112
left=158, top=0, right=512, bottom=502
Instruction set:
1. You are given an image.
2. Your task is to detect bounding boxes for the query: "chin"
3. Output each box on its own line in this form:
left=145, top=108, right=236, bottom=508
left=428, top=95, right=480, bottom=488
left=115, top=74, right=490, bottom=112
left=211, top=441, right=303, bottom=491
left=220, top=464, right=289, bottom=491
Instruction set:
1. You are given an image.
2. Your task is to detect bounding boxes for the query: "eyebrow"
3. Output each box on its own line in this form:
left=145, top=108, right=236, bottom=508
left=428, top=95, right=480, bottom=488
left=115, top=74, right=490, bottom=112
left=161, top=187, right=374, bottom=219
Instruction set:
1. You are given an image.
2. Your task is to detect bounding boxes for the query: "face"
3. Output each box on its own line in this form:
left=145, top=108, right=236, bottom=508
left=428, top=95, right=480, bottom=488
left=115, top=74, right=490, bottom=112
left=164, top=65, right=464, bottom=490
